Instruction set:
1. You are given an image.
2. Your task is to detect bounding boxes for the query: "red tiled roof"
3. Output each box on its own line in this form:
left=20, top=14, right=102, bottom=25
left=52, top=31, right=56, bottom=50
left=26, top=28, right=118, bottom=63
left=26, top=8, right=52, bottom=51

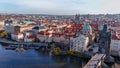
left=64, top=24, right=83, bottom=33
left=89, top=23, right=99, bottom=30
left=65, top=32, right=76, bottom=37
left=52, top=32, right=64, bottom=36
left=37, top=31, right=52, bottom=35
left=14, top=32, right=23, bottom=35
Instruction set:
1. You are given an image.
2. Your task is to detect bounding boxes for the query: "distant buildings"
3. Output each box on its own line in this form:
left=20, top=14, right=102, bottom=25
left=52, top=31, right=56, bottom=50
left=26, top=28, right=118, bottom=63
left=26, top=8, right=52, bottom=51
left=32, top=25, right=49, bottom=33
left=4, top=19, right=13, bottom=26
left=74, top=14, right=80, bottom=23
left=17, top=20, right=35, bottom=25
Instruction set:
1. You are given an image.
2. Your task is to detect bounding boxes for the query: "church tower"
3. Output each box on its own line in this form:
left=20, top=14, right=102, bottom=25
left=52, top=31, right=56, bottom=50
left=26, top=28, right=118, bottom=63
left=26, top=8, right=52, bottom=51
left=74, top=14, right=80, bottom=23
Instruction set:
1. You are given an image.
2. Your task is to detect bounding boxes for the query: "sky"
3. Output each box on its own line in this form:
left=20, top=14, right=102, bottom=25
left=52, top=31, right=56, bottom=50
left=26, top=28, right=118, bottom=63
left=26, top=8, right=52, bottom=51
left=0, top=0, right=119, bottom=15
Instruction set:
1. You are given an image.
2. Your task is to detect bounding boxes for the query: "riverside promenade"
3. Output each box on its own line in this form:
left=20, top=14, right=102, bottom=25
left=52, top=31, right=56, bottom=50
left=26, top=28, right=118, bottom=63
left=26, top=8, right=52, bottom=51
left=0, top=38, right=47, bottom=46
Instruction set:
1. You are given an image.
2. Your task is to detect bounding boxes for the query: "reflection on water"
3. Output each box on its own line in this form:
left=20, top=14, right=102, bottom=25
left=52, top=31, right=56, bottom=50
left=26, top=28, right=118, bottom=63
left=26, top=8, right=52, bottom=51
left=2, top=44, right=120, bottom=68
left=0, top=44, right=88, bottom=68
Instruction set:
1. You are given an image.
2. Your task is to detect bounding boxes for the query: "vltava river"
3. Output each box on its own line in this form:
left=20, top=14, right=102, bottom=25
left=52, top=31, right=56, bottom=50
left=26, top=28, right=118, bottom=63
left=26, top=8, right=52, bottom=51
left=0, top=44, right=87, bottom=68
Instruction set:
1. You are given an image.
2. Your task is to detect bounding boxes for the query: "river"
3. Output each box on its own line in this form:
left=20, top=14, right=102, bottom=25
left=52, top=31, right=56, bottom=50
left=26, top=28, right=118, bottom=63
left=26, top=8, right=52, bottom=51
left=0, top=44, right=88, bottom=68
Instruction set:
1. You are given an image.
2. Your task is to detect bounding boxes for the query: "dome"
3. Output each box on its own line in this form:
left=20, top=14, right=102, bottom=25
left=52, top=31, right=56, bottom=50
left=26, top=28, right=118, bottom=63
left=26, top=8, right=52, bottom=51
left=83, top=23, right=92, bottom=30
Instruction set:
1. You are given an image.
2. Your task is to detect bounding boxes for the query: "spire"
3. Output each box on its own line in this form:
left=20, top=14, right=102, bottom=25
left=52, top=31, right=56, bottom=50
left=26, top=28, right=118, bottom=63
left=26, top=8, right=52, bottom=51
left=75, top=14, right=80, bottom=23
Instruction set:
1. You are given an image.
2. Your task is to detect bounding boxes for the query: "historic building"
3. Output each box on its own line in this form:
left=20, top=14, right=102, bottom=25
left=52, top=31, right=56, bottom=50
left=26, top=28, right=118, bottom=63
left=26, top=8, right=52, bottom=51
left=70, top=34, right=89, bottom=52
left=70, top=22, right=92, bottom=52
left=110, top=27, right=120, bottom=56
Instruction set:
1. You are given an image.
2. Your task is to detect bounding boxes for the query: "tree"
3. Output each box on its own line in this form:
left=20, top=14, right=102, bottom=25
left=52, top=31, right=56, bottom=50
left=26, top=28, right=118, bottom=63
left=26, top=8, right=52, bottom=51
left=34, top=38, right=40, bottom=42
left=0, top=31, right=7, bottom=38
left=67, top=50, right=76, bottom=55
left=53, top=47, right=62, bottom=55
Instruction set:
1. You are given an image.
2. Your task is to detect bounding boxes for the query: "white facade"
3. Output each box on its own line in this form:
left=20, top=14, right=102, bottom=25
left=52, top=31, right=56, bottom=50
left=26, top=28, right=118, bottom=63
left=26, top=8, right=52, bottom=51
left=37, top=33, right=67, bottom=43
left=70, top=34, right=89, bottom=52
left=24, top=38, right=34, bottom=42
left=45, top=35, right=52, bottom=43
left=23, top=31, right=35, bottom=42
left=37, top=34, right=52, bottom=43
left=52, top=36, right=60, bottom=42
left=37, top=35, right=45, bottom=42
left=110, top=40, right=120, bottom=56
left=11, top=33, right=23, bottom=41
left=52, top=35, right=66, bottom=43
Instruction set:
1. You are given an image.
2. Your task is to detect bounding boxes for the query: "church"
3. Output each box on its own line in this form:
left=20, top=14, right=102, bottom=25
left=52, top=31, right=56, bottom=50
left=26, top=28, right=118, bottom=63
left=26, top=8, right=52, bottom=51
left=70, top=22, right=95, bottom=52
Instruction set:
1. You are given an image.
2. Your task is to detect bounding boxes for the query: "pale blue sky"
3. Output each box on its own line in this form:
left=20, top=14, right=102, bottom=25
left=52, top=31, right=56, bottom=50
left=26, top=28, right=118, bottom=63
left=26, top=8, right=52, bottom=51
left=0, top=0, right=119, bottom=15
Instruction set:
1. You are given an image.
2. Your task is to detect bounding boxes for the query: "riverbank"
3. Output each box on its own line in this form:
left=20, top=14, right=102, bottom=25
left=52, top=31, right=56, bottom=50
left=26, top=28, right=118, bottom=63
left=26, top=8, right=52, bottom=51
left=0, top=38, right=48, bottom=46
left=51, top=49, right=92, bottom=59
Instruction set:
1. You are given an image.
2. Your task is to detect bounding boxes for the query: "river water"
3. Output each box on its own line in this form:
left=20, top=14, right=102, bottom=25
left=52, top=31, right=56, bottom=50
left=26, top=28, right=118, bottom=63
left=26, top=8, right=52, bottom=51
left=0, top=44, right=88, bottom=68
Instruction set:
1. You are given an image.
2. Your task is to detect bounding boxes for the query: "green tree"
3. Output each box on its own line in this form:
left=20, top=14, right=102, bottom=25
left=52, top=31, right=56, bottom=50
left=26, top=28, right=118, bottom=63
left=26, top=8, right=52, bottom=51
left=54, top=47, right=62, bottom=55
left=34, top=38, right=40, bottom=42
left=0, top=31, right=7, bottom=38
left=67, top=50, right=76, bottom=55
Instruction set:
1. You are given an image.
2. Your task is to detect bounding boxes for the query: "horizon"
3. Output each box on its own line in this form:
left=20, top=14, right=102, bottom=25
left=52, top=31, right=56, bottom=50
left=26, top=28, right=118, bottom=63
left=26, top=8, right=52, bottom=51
left=0, top=13, right=120, bottom=16
left=0, top=0, right=120, bottom=15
